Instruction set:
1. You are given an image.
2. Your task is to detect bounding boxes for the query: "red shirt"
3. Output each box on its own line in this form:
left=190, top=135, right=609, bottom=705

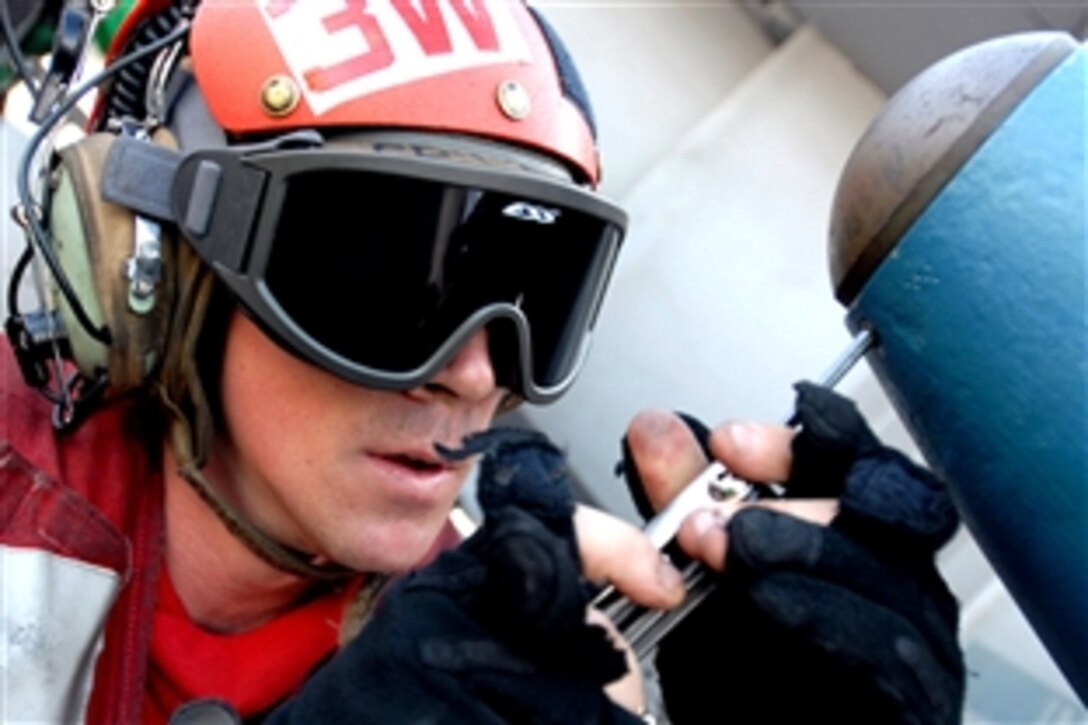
left=145, top=566, right=364, bottom=723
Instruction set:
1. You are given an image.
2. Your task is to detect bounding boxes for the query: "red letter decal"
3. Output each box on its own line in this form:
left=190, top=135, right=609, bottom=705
left=303, top=0, right=394, bottom=92
left=264, top=0, right=295, bottom=19
left=393, top=0, right=499, bottom=56
left=391, top=0, right=453, bottom=55
left=447, top=0, right=498, bottom=51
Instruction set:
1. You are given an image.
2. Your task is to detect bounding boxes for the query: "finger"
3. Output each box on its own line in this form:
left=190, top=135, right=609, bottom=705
left=586, top=607, right=645, bottom=714
left=626, top=409, right=710, bottom=511
left=675, top=499, right=839, bottom=571
left=708, top=422, right=795, bottom=483
left=574, top=504, right=684, bottom=609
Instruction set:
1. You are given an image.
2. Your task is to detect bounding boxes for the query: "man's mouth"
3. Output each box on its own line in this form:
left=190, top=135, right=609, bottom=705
left=380, top=453, right=448, bottom=474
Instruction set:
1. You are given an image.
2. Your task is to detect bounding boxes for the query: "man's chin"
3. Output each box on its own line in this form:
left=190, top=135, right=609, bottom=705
left=332, top=519, right=454, bottom=574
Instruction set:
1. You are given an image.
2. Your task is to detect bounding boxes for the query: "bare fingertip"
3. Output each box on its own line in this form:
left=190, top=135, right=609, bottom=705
left=657, top=557, right=684, bottom=600
left=689, top=508, right=722, bottom=539
left=628, top=409, right=692, bottom=456
left=711, top=422, right=794, bottom=482
left=628, top=408, right=674, bottom=437
left=680, top=509, right=729, bottom=570
left=715, top=422, right=760, bottom=458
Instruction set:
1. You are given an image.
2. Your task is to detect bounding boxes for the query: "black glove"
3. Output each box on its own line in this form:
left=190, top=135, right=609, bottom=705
left=627, top=383, right=966, bottom=724
left=268, top=428, right=641, bottom=725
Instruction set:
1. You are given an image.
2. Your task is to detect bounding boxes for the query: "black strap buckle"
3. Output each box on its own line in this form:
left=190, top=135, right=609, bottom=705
left=5, top=311, right=106, bottom=431
left=5, top=311, right=65, bottom=389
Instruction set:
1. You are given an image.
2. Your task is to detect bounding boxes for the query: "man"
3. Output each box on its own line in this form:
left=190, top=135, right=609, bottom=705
left=1, top=1, right=964, bottom=722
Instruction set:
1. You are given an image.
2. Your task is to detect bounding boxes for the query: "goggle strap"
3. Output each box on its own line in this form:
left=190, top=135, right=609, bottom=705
left=101, top=136, right=181, bottom=222
left=174, top=154, right=267, bottom=271
left=100, top=137, right=261, bottom=273
left=163, top=66, right=229, bottom=153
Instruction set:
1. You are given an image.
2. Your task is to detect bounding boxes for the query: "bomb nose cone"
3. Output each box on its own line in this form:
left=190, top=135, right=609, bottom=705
left=828, top=31, right=1077, bottom=306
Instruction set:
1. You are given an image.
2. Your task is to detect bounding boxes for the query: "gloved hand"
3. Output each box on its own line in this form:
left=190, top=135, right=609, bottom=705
left=268, top=428, right=642, bottom=725
left=625, top=383, right=966, bottom=724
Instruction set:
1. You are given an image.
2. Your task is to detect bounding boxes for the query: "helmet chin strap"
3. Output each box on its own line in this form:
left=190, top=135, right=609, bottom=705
left=153, top=237, right=352, bottom=581
left=165, top=401, right=353, bottom=582
left=176, top=458, right=355, bottom=582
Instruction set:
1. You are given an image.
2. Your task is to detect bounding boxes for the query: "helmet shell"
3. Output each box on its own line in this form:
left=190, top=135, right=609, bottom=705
left=187, top=0, right=600, bottom=184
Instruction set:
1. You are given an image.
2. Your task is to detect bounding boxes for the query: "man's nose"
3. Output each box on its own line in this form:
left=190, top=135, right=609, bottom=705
left=420, top=328, right=498, bottom=402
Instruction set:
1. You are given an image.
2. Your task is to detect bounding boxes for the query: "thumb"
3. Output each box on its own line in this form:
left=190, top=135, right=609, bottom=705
left=574, top=505, right=685, bottom=610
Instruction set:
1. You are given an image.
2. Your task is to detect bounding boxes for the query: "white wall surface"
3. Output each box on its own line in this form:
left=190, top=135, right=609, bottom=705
left=537, top=1, right=774, bottom=201
left=525, top=25, right=890, bottom=515
left=1, top=115, right=31, bottom=323
left=523, top=5, right=1085, bottom=720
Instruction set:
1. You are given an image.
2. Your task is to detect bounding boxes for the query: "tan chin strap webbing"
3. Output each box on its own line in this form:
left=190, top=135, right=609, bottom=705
left=176, top=459, right=354, bottom=582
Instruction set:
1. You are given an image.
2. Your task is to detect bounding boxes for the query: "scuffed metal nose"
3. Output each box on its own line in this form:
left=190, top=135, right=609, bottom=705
left=827, top=31, right=1077, bottom=305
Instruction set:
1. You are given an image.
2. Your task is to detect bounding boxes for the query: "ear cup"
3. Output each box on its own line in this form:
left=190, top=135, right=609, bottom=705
left=43, top=129, right=224, bottom=467
left=48, top=132, right=178, bottom=397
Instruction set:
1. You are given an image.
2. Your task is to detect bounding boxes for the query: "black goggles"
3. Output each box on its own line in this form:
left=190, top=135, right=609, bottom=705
left=169, top=138, right=627, bottom=402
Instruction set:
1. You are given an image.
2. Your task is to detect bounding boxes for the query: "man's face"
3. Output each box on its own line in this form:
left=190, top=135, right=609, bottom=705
left=208, top=311, right=505, bottom=573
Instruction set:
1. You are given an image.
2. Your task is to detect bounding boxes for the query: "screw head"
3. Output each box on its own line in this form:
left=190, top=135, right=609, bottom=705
left=260, top=75, right=301, bottom=117
left=496, top=80, right=531, bottom=121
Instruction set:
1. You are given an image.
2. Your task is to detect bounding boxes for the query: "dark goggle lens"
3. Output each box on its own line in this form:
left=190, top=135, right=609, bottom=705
left=262, top=170, right=619, bottom=392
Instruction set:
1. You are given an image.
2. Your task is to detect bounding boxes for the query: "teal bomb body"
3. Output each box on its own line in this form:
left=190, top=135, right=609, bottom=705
left=832, top=35, right=1086, bottom=700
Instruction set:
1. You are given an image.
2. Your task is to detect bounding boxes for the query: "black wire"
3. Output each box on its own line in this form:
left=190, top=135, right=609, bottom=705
left=0, top=0, right=43, bottom=102
left=16, top=17, right=191, bottom=345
